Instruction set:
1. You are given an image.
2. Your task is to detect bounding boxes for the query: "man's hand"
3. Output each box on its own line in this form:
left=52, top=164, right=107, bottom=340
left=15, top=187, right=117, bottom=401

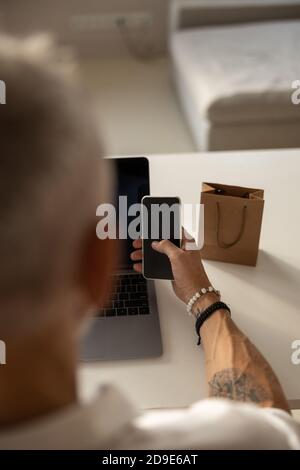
left=131, top=237, right=213, bottom=305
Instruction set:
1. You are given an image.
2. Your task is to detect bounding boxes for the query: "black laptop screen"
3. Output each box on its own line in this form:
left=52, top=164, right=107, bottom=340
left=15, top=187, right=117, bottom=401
left=114, top=157, right=149, bottom=269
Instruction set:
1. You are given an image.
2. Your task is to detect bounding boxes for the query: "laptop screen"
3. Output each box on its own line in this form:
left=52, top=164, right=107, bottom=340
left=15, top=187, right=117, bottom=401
left=114, top=157, right=149, bottom=270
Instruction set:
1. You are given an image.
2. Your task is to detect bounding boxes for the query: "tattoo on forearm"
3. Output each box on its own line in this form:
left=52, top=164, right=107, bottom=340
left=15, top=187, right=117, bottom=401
left=209, top=368, right=270, bottom=404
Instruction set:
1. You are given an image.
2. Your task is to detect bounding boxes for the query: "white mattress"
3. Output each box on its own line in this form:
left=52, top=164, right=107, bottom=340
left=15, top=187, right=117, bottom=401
left=171, top=20, right=300, bottom=124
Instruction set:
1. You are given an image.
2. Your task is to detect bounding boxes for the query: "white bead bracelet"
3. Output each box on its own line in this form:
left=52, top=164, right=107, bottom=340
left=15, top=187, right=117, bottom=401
left=186, top=287, right=220, bottom=315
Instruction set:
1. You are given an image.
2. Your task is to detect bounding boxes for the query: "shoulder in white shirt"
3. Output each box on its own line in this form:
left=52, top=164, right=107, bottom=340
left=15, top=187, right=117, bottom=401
left=0, top=384, right=299, bottom=450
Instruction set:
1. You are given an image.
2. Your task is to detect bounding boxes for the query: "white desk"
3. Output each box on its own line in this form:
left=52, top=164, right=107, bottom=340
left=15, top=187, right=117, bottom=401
left=79, top=149, right=300, bottom=409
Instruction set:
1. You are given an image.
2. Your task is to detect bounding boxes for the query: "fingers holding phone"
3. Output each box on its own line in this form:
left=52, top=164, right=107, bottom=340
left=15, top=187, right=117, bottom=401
left=131, top=238, right=142, bottom=273
left=130, top=195, right=212, bottom=303
left=141, top=196, right=181, bottom=280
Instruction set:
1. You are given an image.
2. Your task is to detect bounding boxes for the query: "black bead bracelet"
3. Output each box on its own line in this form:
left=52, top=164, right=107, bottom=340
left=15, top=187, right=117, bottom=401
left=195, top=301, right=231, bottom=345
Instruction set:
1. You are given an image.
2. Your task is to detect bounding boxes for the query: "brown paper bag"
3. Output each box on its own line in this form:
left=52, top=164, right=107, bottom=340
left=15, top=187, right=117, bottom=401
left=200, top=183, right=264, bottom=266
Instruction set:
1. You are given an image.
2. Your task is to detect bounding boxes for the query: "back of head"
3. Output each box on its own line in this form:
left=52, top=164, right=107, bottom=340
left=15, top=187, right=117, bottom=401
left=0, top=34, right=105, bottom=335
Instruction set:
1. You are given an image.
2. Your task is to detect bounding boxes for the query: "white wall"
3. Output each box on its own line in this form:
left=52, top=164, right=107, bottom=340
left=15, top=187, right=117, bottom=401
left=0, top=0, right=170, bottom=58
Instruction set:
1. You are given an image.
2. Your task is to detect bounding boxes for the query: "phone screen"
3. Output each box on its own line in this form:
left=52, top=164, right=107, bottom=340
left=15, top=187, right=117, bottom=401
left=142, top=197, right=181, bottom=280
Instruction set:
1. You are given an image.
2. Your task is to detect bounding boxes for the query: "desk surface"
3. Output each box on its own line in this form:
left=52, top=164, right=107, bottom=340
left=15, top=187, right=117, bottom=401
left=79, top=149, right=300, bottom=409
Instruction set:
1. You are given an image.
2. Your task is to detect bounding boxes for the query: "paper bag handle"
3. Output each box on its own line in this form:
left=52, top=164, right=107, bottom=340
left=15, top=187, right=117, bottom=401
left=216, top=202, right=247, bottom=249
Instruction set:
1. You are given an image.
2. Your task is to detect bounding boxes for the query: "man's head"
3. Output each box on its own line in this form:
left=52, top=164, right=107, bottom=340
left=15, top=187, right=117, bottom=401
left=0, top=35, right=116, bottom=339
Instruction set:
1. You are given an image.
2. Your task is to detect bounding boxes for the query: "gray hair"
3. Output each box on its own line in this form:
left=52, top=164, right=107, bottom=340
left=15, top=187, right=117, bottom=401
left=0, top=35, right=106, bottom=313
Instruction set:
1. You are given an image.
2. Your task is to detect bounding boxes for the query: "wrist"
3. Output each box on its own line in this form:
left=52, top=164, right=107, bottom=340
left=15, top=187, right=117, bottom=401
left=200, top=307, right=228, bottom=329
left=199, top=308, right=231, bottom=345
left=194, top=301, right=231, bottom=346
left=191, top=292, right=220, bottom=316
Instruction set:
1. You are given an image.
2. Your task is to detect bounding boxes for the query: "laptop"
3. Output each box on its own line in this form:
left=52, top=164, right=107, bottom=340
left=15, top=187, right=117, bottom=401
left=81, top=157, right=163, bottom=361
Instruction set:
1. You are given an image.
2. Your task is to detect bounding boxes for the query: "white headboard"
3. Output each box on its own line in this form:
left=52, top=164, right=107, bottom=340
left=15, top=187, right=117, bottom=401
left=170, top=0, right=300, bottom=32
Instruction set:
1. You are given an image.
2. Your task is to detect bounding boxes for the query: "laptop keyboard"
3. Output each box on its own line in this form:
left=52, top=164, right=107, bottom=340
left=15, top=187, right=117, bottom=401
left=97, top=274, right=150, bottom=317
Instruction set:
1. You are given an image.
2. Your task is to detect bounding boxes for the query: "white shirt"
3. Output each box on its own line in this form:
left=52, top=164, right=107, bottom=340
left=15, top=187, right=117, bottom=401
left=0, top=384, right=299, bottom=450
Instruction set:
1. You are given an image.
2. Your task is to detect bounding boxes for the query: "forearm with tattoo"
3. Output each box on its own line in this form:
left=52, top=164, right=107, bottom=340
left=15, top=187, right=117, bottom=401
left=209, top=368, right=271, bottom=403
left=197, top=304, right=290, bottom=413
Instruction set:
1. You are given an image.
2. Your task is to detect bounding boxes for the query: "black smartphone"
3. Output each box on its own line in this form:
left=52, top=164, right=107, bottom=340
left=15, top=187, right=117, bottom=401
left=142, top=196, right=181, bottom=280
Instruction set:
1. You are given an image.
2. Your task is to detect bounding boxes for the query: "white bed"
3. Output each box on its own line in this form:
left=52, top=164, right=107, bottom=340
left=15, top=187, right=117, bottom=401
left=170, top=1, right=300, bottom=150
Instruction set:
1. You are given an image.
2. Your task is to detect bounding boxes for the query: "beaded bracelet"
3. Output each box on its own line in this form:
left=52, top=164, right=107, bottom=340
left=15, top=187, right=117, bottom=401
left=186, top=286, right=220, bottom=315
